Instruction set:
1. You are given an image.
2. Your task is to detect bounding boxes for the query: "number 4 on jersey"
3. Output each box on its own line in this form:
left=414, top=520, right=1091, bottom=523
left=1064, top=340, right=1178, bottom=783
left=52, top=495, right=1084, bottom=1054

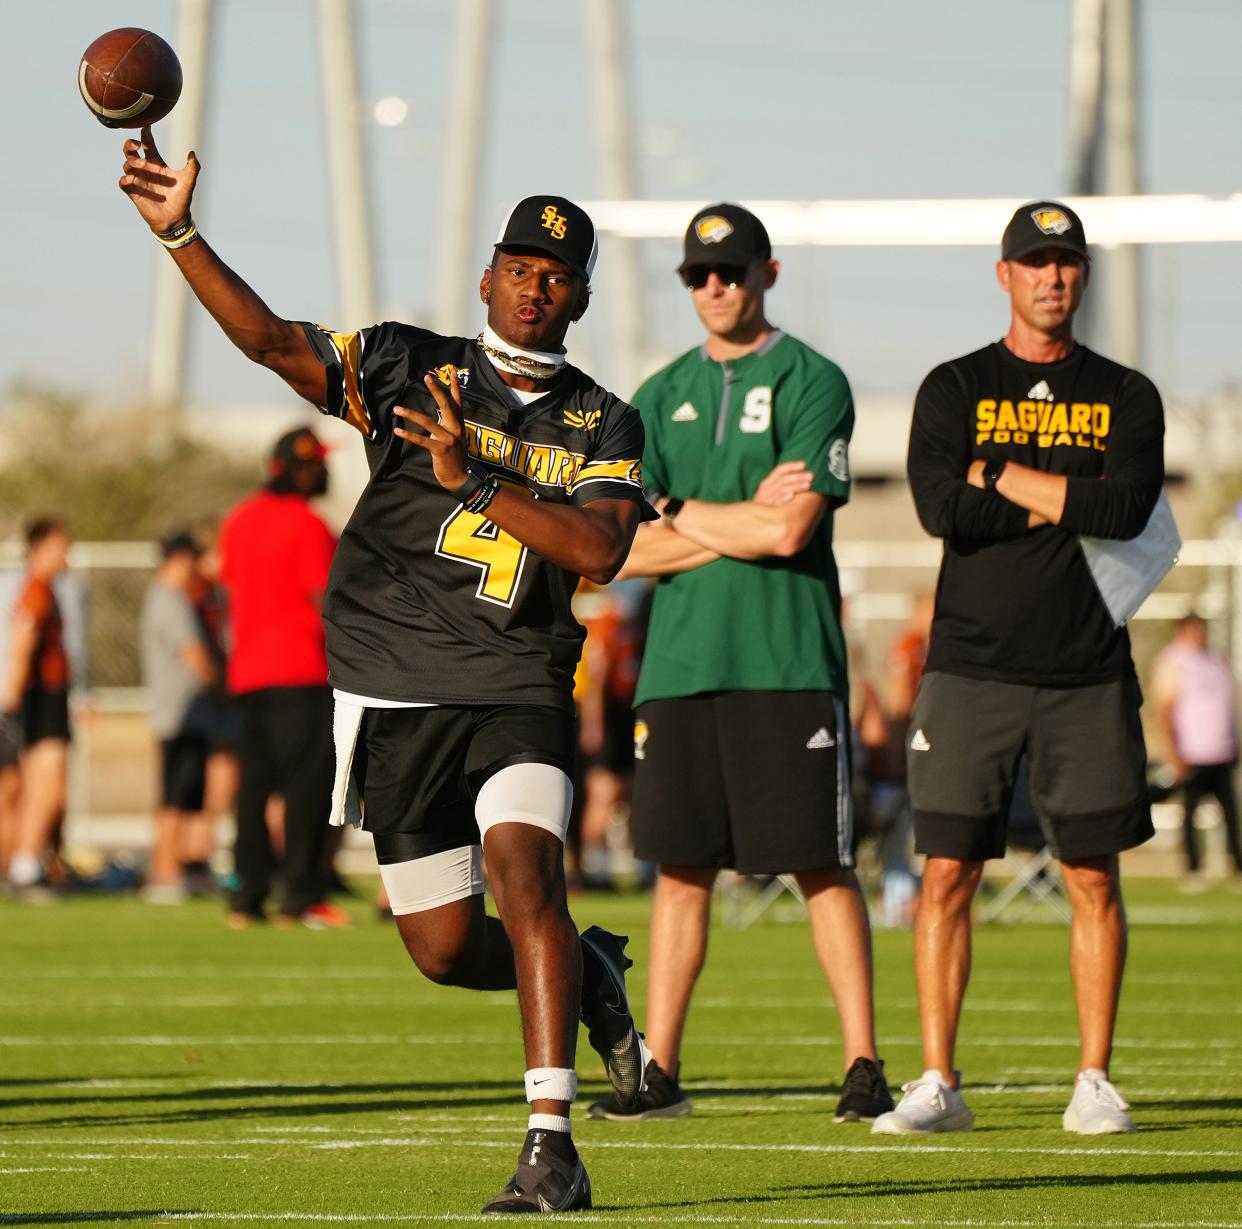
left=436, top=477, right=531, bottom=607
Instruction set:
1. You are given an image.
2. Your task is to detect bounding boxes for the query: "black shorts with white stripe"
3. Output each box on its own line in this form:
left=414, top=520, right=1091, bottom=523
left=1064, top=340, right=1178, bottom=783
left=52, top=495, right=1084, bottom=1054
left=631, top=690, right=855, bottom=873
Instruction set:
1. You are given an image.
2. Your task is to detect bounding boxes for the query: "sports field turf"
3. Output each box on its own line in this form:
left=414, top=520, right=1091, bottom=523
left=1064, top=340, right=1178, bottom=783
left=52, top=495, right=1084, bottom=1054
left=1, top=878, right=1240, bottom=1227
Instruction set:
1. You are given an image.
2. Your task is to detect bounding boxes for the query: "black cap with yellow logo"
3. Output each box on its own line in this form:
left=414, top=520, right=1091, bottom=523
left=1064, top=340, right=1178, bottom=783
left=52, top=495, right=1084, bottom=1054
left=1001, top=200, right=1089, bottom=262
left=493, top=196, right=599, bottom=281
left=679, top=203, right=772, bottom=275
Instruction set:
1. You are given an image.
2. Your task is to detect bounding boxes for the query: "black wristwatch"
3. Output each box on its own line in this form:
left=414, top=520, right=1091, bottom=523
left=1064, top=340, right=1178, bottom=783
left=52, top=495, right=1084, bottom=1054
left=661, top=496, right=684, bottom=521
left=982, top=458, right=1008, bottom=491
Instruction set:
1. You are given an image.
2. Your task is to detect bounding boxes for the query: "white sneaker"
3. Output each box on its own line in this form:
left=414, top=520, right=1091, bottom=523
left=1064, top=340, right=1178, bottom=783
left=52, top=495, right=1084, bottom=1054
left=141, top=882, right=189, bottom=905
left=1062, top=1069, right=1135, bottom=1134
left=871, top=1069, right=974, bottom=1134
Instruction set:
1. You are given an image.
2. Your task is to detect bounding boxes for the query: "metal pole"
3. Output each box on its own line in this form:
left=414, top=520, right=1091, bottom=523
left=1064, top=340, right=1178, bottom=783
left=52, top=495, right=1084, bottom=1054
left=1068, top=0, right=1104, bottom=194
left=434, top=0, right=494, bottom=336
left=1068, top=0, right=1104, bottom=348
left=147, top=0, right=214, bottom=443
left=585, top=0, right=643, bottom=395
left=1102, top=0, right=1140, bottom=366
left=318, top=0, right=377, bottom=331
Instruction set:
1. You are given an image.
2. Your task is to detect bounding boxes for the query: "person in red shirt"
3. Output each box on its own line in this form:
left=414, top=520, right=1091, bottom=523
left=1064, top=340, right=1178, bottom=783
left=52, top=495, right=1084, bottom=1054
left=3, top=519, right=73, bottom=897
left=218, top=428, right=341, bottom=928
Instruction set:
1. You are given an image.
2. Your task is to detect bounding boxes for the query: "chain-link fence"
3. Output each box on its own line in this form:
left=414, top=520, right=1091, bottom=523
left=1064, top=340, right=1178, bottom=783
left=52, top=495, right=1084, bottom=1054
left=2, top=537, right=1239, bottom=846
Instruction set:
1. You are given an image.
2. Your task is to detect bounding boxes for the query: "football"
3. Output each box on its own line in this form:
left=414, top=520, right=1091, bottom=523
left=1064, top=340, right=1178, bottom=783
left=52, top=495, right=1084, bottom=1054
left=78, top=28, right=182, bottom=129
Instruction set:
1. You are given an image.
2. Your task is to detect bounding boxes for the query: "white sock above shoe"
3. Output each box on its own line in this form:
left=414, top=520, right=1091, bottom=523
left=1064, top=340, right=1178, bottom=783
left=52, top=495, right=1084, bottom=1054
left=528, top=1112, right=572, bottom=1134
left=9, top=853, right=42, bottom=887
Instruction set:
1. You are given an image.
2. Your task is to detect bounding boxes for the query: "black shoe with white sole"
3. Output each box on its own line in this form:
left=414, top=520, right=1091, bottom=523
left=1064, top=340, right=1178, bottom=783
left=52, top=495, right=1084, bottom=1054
left=579, top=925, right=649, bottom=1108
left=481, top=1129, right=591, bottom=1214
left=834, top=1056, right=895, bottom=1123
left=586, top=1058, right=691, bottom=1121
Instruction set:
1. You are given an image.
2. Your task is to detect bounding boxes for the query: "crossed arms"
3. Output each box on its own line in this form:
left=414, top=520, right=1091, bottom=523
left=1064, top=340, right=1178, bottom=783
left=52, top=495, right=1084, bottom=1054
left=618, top=461, right=828, bottom=579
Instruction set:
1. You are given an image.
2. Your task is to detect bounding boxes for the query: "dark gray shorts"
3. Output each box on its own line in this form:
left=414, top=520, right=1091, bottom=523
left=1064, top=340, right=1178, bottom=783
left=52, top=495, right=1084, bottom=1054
left=631, top=691, right=855, bottom=874
left=907, top=671, right=1153, bottom=862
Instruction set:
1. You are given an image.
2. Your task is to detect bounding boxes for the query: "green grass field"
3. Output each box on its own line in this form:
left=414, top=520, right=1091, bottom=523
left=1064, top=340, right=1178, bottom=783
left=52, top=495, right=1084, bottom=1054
left=2, top=878, right=1240, bottom=1227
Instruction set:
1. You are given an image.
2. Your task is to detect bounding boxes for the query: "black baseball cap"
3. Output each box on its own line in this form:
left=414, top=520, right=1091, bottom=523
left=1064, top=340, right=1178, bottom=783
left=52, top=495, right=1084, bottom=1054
left=678, top=203, right=772, bottom=275
left=493, top=196, right=598, bottom=281
left=1001, top=200, right=1089, bottom=262
left=270, top=427, right=329, bottom=471
left=159, top=530, right=201, bottom=560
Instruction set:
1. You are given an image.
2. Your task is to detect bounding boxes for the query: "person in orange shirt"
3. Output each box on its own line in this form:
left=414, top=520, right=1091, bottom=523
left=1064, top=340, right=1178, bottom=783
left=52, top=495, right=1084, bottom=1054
left=3, top=519, right=73, bottom=898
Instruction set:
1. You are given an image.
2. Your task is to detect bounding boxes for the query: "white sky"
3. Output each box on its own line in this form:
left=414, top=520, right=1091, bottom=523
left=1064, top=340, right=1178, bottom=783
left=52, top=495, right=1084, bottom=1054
left=3, top=0, right=1240, bottom=416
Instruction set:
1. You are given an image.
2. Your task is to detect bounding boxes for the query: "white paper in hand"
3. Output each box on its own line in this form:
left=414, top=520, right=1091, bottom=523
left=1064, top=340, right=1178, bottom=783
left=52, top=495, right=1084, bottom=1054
left=1079, top=490, right=1181, bottom=628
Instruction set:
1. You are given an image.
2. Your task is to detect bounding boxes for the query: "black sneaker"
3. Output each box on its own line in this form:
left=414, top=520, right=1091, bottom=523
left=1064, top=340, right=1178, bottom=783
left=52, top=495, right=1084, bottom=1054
left=833, top=1056, right=895, bottom=1123
left=579, top=926, right=649, bottom=1107
left=586, top=1058, right=691, bottom=1121
left=481, top=1129, right=591, bottom=1214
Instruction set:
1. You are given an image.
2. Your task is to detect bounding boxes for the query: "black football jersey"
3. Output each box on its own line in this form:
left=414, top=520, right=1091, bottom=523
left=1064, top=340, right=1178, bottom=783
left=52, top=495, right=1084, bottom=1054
left=301, top=322, right=651, bottom=709
left=908, top=341, right=1164, bottom=687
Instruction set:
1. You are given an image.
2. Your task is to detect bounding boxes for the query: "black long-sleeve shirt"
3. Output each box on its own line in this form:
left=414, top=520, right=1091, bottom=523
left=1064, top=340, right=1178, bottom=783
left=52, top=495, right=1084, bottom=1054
left=908, top=341, right=1164, bottom=687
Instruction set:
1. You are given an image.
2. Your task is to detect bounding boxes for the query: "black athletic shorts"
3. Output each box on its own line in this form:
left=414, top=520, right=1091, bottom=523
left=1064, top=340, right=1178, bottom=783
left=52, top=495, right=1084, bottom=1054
left=358, top=704, right=576, bottom=862
left=0, top=713, right=22, bottom=768
left=579, top=699, right=635, bottom=776
left=631, top=690, right=855, bottom=874
left=907, top=671, right=1154, bottom=862
left=160, top=733, right=208, bottom=812
left=21, top=689, right=70, bottom=747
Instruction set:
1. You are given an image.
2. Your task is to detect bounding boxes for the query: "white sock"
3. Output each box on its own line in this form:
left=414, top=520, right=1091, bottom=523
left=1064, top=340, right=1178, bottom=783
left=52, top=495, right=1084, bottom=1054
left=528, top=1112, right=572, bottom=1134
left=9, top=853, right=42, bottom=887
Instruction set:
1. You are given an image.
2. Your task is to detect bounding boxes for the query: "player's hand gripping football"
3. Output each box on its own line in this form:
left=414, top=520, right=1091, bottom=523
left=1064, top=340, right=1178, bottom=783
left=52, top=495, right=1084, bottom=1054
left=394, top=370, right=471, bottom=492
left=118, top=125, right=200, bottom=234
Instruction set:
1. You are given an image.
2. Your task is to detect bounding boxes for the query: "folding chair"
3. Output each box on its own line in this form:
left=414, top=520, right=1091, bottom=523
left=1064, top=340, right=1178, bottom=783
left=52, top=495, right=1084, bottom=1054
left=978, top=758, right=1072, bottom=925
left=720, top=873, right=806, bottom=928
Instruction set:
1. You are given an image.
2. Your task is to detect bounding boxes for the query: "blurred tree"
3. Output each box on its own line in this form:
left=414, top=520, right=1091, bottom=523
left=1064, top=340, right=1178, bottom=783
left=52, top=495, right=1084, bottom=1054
left=0, top=387, right=257, bottom=541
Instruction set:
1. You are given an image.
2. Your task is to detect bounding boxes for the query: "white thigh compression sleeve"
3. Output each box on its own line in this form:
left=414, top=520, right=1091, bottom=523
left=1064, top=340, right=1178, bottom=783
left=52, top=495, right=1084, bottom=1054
left=475, top=762, right=573, bottom=843
left=379, top=845, right=484, bottom=915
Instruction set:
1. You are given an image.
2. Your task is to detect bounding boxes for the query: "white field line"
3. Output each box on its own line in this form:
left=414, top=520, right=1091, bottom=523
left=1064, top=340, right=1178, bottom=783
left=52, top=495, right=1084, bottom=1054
left=693, top=998, right=1240, bottom=1016
left=0, top=1166, right=85, bottom=1173
left=4, top=1215, right=1242, bottom=1228
left=0, top=966, right=402, bottom=981
left=6, top=1137, right=1241, bottom=1160
left=681, top=1085, right=1191, bottom=1102
left=0, top=1034, right=1237, bottom=1050
left=3, top=964, right=1237, bottom=990
left=10, top=1065, right=1231, bottom=1093
left=999, top=1059, right=1232, bottom=1072
left=2, top=993, right=1232, bottom=1017
left=1, top=995, right=1239, bottom=1017
left=0, top=995, right=516, bottom=1010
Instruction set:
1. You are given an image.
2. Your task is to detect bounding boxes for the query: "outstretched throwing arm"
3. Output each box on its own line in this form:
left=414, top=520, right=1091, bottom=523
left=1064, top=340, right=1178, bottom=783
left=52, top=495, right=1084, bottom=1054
left=118, top=126, right=325, bottom=405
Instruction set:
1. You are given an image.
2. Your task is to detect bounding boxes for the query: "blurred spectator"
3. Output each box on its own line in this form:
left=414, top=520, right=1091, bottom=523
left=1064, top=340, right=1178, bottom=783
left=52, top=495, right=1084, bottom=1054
left=887, top=593, right=935, bottom=721
left=182, top=525, right=240, bottom=894
left=218, top=427, right=343, bottom=928
left=140, top=531, right=218, bottom=903
left=877, top=593, right=936, bottom=925
left=1151, top=614, right=1242, bottom=887
left=3, top=518, right=73, bottom=899
left=569, top=580, right=646, bottom=890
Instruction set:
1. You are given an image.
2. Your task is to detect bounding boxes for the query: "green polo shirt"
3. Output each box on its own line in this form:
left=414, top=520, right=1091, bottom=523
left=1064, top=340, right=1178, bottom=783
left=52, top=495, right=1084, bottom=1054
left=632, top=331, right=854, bottom=705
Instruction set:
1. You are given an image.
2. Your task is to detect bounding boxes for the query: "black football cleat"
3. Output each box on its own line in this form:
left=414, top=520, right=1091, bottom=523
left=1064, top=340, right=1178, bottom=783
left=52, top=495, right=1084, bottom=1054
left=579, top=925, right=649, bottom=1107
left=481, top=1129, right=592, bottom=1214
left=833, top=1056, right=895, bottom=1123
left=586, top=1057, right=691, bottom=1121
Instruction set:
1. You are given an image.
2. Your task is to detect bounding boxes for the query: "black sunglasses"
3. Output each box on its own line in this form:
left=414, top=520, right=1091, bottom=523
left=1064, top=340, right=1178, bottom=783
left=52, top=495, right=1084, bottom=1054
left=680, top=263, right=752, bottom=290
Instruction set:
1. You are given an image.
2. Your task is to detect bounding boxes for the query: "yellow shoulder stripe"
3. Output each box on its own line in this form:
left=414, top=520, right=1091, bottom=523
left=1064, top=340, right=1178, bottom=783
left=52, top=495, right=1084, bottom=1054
left=568, top=458, right=643, bottom=493
left=324, top=329, right=371, bottom=436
